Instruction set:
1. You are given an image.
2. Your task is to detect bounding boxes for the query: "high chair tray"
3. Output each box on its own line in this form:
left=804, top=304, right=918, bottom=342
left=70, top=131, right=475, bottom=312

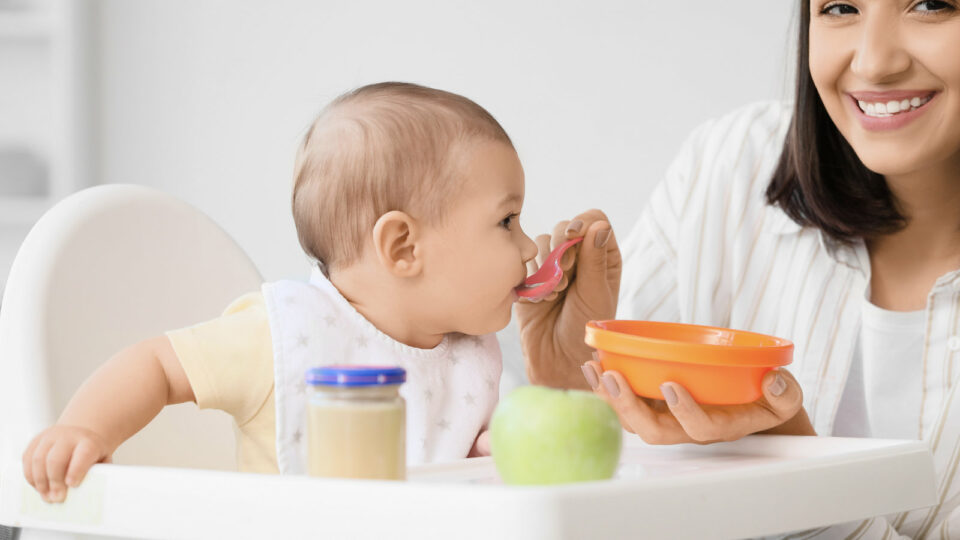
left=0, top=435, right=936, bottom=540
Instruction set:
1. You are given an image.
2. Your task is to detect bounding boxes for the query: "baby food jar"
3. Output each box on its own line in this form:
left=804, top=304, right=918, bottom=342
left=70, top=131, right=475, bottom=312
left=305, top=365, right=407, bottom=480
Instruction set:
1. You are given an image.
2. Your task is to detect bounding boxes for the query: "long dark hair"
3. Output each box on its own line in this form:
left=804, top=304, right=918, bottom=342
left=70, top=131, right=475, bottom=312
left=765, top=0, right=905, bottom=242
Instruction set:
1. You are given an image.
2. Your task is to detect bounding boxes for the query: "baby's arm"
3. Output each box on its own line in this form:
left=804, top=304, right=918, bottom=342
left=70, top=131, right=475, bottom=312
left=468, top=430, right=491, bottom=457
left=22, top=336, right=193, bottom=503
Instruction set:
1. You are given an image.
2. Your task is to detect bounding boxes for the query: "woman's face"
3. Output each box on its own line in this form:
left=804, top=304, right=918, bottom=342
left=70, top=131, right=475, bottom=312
left=809, top=0, right=960, bottom=177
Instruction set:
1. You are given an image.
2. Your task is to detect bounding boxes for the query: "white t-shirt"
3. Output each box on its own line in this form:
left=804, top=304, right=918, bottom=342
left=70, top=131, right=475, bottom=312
left=833, top=300, right=926, bottom=440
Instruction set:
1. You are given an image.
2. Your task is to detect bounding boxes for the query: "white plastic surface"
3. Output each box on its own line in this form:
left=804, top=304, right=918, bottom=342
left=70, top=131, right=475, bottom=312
left=0, top=435, right=936, bottom=540
left=0, top=184, right=263, bottom=472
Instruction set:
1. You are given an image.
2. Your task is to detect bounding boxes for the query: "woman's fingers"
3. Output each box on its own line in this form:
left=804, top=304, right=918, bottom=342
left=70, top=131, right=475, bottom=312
left=660, top=382, right=728, bottom=443
left=759, top=369, right=804, bottom=423
left=661, top=369, right=805, bottom=443
left=584, top=361, right=673, bottom=441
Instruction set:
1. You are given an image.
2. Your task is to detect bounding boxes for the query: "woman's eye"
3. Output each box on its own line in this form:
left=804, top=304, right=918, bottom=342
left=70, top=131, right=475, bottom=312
left=913, top=0, right=954, bottom=12
left=821, top=2, right=858, bottom=15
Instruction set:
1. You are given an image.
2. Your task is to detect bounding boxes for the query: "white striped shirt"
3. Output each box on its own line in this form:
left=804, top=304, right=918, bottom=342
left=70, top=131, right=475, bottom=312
left=617, top=101, right=960, bottom=539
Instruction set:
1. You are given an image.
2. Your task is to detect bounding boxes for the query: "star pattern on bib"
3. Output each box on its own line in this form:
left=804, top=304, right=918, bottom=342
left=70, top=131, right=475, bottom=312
left=464, top=393, right=476, bottom=406
left=436, top=418, right=450, bottom=431
left=296, top=333, right=309, bottom=349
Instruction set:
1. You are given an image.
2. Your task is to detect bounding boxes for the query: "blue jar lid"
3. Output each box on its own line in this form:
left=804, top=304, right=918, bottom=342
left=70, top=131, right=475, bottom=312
left=306, top=365, right=406, bottom=387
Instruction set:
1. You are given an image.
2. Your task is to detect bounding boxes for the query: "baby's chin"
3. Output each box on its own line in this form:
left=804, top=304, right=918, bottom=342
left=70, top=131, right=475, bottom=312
left=453, top=307, right=513, bottom=337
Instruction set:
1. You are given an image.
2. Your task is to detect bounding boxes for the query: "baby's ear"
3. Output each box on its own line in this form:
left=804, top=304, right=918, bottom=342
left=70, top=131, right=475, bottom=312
left=371, top=211, right=423, bottom=277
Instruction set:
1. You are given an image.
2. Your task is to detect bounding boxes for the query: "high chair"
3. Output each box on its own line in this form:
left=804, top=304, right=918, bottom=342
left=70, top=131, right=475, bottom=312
left=0, top=186, right=939, bottom=540
left=0, top=184, right=262, bottom=478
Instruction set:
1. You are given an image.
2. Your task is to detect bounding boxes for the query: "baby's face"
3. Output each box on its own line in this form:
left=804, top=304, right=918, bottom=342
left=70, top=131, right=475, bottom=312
left=418, top=140, right=538, bottom=335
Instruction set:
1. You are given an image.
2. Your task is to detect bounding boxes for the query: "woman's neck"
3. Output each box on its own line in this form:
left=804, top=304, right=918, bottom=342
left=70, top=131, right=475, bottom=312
left=877, top=155, right=960, bottom=259
left=866, top=155, right=960, bottom=311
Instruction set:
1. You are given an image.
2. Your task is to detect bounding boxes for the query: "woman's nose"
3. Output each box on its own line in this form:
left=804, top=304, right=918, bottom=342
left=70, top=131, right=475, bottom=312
left=851, top=16, right=911, bottom=84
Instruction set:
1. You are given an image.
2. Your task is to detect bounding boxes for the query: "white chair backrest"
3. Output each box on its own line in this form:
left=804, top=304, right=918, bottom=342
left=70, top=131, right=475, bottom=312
left=0, top=184, right=263, bottom=471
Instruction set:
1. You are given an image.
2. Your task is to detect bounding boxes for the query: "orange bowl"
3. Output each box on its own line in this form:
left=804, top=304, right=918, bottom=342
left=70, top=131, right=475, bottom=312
left=584, top=320, right=793, bottom=405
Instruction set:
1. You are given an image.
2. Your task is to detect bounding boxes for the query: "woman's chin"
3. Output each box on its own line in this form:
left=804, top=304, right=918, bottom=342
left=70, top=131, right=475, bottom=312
left=849, top=143, right=937, bottom=179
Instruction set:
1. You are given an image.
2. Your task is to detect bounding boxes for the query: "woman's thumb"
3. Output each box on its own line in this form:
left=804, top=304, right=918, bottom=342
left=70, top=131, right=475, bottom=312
left=577, top=221, right=612, bottom=280
left=761, top=368, right=803, bottom=420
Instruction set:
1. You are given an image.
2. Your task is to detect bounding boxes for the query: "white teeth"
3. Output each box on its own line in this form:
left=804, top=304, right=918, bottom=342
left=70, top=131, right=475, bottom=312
left=856, top=95, right=932, bottom=118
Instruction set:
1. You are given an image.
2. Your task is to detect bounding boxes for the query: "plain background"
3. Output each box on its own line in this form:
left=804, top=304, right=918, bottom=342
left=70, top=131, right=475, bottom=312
left=1, top=0, right=798, bottom=386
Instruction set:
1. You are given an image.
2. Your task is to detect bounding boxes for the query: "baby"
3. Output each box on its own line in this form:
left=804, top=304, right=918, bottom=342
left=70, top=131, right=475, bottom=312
left=22, top=82, right=539, bottom=502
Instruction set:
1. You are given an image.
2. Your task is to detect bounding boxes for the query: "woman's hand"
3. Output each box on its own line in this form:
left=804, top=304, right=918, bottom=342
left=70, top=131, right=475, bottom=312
left=582, top=361, right=815, bottom=443
left=515, top=209, right=622, bottom=389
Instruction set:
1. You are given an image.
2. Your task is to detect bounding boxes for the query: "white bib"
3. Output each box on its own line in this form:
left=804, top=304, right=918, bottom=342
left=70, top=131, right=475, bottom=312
left=262, top=269, right=502, bottom=474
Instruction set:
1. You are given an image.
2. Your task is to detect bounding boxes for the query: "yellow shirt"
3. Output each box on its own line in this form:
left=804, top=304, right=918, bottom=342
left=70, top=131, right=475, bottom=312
left=166, top=292, right=279, bottom=474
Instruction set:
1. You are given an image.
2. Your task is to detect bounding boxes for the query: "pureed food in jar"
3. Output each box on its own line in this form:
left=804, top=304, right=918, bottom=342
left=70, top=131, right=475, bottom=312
left=305, top=365, right=406, bottom=480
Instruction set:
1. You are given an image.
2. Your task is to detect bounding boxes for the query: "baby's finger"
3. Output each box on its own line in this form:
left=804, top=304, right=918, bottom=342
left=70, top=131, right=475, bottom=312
left=45, top=441, right=74, bottom=502
left=22, top=435, right=42, bottom=487
left=66, top=439, right=102, bottom=488
left=31, top=438, right=55, bottom=498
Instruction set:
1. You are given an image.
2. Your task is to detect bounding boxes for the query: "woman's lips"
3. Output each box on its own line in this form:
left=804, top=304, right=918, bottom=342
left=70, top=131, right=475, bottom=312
left=847, top=91, right=938, bottom=132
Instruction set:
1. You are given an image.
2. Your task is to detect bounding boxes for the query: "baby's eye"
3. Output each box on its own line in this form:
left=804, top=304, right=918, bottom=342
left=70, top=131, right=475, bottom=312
left=499, top=213, right=518, bottom=230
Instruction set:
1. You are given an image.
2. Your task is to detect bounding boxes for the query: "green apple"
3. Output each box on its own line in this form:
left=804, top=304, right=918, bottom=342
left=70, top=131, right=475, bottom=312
left=490, top=385, right=622, bottom=485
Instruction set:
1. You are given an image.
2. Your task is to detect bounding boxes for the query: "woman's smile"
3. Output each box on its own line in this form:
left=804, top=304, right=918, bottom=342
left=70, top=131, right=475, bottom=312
left=846, top=89, right=939, bottom=131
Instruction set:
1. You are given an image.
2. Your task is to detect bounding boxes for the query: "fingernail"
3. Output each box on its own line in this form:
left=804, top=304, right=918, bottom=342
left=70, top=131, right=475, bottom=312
left=595, top=229, right=611, bottom=248
left=660, top=383, right=678, bottom=406
left=66, top=477, right=76, bottom=487
left=581, top=364, right=599, bottom=390
left=601, top=373, right=620, bottom=398
left=566, top=220, right=584, bottom=235
left=769, top=374, right=786, bottom=397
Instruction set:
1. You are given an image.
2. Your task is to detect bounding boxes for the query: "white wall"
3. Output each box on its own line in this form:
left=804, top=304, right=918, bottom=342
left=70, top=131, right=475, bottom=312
left=96, top=0, right=797, bottom=282
left=91, top=0, right=797, bottom=388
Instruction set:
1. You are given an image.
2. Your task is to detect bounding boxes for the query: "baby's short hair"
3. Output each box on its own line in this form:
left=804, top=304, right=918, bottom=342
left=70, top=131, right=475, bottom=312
left=292, top=82, right=513, bottom=274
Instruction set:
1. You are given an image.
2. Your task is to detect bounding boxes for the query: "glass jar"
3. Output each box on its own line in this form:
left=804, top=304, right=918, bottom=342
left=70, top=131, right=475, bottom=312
left=305, top=365, right=406, bottom=480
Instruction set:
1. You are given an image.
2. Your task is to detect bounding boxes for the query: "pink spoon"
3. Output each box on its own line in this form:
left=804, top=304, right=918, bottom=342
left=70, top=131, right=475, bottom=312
left=515, top=237, right=583, bottom=300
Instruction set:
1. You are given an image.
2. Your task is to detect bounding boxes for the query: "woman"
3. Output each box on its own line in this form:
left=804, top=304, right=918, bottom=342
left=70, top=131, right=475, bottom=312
left=518, top=0, right=960, bottom=537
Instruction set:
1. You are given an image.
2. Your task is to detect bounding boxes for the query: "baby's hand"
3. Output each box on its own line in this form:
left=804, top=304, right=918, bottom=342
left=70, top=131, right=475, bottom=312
left=22, top=425, right=112, bottom=503
left=468, top=430, right=491, bottom=457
